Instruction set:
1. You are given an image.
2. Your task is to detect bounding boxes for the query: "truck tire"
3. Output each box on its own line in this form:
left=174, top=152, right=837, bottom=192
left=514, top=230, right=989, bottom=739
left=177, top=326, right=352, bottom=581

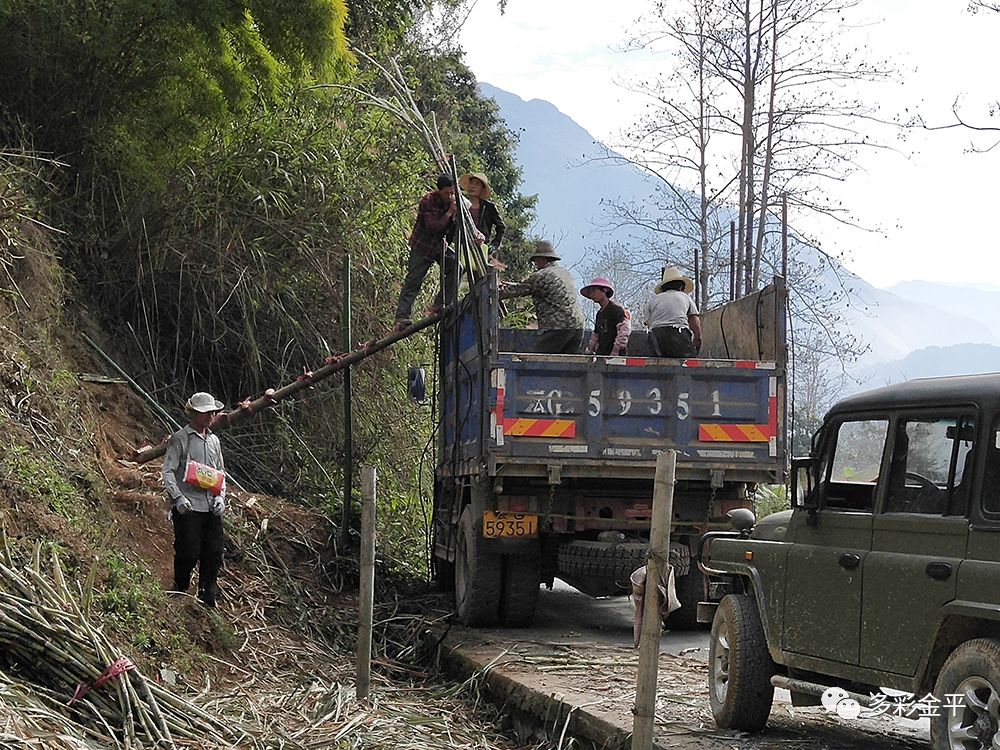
left=499, top=554, right=540, bottom=627
left=708, top=594, right=775, bottom=732
left=557, top=541, right=692, bottom=598
left=556, top=541, right=647, bottom=597
left=930, top=638, right=1000, bottom=749
left=663, top=569, right=707, bottom=631
left=455, top=506, right=502, bottom=626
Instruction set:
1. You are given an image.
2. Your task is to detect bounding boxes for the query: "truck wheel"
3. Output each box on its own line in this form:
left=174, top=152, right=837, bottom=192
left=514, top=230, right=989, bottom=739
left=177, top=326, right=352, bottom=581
left=663, top=569, right=707, bottom=631
left=930, top=638, right=1000, bottom=749
left=455, top=506, right=501, bottom=626
left=556, top=541, right=647, bottom=597
left=499, top=554, right=540, bottom=627
left=708, top=594, right=775, bottom=732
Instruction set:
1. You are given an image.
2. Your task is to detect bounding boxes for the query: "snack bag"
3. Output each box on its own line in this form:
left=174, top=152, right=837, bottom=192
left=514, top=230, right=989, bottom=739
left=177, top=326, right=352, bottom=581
left=183, top=460, right=224, bottom=496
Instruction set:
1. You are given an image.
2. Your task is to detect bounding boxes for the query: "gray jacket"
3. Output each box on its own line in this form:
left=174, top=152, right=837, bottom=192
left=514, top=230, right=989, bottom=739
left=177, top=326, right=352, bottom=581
left=161, top=425, right=226, bottom=513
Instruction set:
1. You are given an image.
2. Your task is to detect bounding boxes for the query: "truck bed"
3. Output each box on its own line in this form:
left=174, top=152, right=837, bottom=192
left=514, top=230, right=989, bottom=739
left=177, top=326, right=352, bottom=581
left=438, top=275, right=786, bottom=484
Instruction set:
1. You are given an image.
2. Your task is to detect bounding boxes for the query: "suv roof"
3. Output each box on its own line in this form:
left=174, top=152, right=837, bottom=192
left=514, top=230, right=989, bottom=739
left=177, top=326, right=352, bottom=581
left=830, top=372, right=1000, bottom=415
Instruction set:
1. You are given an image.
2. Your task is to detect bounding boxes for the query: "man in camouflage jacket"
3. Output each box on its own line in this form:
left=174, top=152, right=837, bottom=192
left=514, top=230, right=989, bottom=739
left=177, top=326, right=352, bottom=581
left=501, top=241, right=585, bottom=354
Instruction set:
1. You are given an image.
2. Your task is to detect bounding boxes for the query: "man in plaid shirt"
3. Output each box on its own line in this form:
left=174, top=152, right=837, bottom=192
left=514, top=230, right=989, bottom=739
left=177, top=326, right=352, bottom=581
left=392, top=173, right=459, bottom=332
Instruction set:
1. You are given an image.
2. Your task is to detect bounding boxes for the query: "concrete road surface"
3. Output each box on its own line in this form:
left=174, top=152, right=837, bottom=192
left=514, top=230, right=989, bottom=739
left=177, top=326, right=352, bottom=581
left=452, top=579, right=931, bottom=748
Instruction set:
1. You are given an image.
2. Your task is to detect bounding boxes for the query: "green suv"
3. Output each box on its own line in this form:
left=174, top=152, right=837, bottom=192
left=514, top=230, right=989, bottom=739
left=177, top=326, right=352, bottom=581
left=699, top=374, right=1000, bottom=749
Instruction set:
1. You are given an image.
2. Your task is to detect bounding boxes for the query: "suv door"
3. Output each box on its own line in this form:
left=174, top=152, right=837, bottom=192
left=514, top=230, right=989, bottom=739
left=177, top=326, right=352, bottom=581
left=860, top=413, right=973, bottom=675
left=782, top=417, right=886, bottom=664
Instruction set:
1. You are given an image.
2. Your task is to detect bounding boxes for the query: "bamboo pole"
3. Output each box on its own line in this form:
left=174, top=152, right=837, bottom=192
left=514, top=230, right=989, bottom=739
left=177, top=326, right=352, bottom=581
left=631, top=450, right=676, bottom=750
left=356, top=466, right=376, bottom=701
left=342, top=255, right=354, bottom=549
left=81, top=333, right=181, bottom=433
left=132, top=311, right=444, bottom=464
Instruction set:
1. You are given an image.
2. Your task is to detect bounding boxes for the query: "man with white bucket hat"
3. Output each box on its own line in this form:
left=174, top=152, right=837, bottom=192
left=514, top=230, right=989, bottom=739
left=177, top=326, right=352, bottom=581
left=642, top=267, right=702, bottom=358
left=161, top=391, right=227, bottom=608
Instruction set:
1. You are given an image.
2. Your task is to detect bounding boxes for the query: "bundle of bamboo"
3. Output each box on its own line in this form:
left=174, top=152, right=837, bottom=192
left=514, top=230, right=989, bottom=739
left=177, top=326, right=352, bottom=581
left=0, top=530, right=248, bottom=748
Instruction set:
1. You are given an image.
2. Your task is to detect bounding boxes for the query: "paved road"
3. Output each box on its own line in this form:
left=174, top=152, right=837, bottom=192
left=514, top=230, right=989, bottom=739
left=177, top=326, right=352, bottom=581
left=477, top=579, right=709, bottom=655
left=462, top=580, right=930, bottom=748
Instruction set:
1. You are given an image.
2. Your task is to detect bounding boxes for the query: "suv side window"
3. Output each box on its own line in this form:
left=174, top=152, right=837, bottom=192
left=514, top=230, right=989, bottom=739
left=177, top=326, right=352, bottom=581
left=825, top=418, right=888, bottom=512
left=884, top=415, right=975, bottom=515
left=981, top=416, right=1000, bottom=515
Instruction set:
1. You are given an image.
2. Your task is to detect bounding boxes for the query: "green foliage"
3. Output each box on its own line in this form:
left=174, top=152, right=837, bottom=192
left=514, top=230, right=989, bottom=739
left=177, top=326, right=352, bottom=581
left=0, top=0, right=541, bottom=581
left=754, top=484, right=790, bottom=519
left=0, top=0, right=353, bottom=179
left=97, top=553, right=166, bottom=651
left=2, top=443, right=81, bottom=523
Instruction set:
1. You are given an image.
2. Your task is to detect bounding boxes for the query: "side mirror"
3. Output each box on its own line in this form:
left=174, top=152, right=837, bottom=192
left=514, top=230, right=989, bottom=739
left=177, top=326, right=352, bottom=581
left=407, top=366, right=427, bottom=403
left=791, top=456, right=819, bottom=510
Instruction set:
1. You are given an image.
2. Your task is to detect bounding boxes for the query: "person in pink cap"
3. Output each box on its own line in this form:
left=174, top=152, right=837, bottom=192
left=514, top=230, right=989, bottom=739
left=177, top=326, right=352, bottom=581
left=581, top=277, right=631, bottom=356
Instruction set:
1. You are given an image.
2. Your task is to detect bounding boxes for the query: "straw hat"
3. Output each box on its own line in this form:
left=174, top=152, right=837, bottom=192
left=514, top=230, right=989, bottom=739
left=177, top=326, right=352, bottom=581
left=185, top=392, right=224, bottom=413
left=530, top=241, right=561, bottom=262
left=459, top=172, right=493, bottom=199
left=655, top=266, right=694, bottom=294
left=581, top=277, right=615, bottom=298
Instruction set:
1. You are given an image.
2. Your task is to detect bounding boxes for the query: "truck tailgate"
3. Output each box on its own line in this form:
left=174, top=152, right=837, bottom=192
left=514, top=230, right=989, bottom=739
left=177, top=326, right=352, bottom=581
left=491, top=354, right=779, bottom=471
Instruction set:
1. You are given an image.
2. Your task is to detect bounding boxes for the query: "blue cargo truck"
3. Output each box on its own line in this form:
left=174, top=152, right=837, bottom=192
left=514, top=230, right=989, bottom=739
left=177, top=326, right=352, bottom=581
left=433, top=272, right=787, bottom=627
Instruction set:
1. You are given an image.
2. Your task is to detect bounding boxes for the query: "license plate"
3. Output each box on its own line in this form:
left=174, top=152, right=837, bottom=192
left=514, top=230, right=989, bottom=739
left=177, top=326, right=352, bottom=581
left=482, top=511, right=538, bottom=538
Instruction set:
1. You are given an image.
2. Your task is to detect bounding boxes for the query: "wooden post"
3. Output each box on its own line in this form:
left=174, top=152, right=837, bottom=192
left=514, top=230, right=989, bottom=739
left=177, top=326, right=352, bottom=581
left=631, top=451, right=676, bottom=750
left=357, top=465, right=376, bottom=700
left=342, top=255, right=353, bottom=550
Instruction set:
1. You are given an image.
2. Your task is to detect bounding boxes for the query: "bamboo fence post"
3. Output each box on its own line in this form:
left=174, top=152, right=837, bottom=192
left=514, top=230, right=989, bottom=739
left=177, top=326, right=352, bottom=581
left=631, top=450, right=676, bottom=750
left=342, top=255, right=354, bottom=549
left=356, top=465, right=376, bottom=701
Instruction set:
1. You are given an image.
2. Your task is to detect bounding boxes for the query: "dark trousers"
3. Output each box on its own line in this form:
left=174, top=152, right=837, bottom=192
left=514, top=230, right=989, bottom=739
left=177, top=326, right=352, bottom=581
left=394, top=247, right=458, bottom=321
left=172, top=510, right=224, bottom=603
left=536, top=329, right=584, bottom=354
left=650, top=326, right=696, bottom=358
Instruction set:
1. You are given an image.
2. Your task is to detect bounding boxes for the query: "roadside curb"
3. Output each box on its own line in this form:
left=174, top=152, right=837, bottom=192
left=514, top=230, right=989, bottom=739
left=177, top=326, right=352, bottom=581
left=444, top=644, right=632, bottom=749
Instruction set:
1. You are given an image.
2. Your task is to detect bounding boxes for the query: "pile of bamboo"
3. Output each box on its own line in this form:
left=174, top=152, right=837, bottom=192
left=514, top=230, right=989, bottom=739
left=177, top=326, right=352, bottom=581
left=0, top=532, right=248, bottom=749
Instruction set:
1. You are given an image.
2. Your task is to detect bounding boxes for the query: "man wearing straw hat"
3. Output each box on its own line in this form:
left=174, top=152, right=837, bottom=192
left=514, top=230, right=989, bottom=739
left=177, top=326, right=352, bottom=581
left=161, top=391, right=228, bottom=608
left=392, top=173, right=460, bottom=333
left=501, top=241, right=586, bottom=354
left=459, top=171, right=506, bottom=268
left=581, top=277, right=631, bottom=356
left=642, top=267, right=702, bottom=358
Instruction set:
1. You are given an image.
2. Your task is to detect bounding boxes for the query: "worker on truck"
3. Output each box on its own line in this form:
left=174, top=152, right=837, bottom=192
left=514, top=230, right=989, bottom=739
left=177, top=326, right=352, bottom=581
left=392, top=173, right=461, bottom=333
left=581, top=277, right=631, bottom=356
left=500, top=241, right=586, bottom=354
left=642, top=266, right=702, bottom=358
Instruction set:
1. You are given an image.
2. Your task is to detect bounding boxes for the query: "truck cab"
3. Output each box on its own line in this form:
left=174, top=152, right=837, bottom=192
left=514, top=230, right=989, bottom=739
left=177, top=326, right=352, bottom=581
left=701, top=373, right=1000, bottom=749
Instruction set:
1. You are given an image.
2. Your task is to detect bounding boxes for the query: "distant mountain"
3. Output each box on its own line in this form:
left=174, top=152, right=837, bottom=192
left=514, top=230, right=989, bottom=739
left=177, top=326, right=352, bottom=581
left=851, top=343, right=1000, bottom=393
left=480, top=82, right=659, bottom=269
left=884, top=280, right=1000, bottom=340
left=480, top=82, right=1000, bottom=378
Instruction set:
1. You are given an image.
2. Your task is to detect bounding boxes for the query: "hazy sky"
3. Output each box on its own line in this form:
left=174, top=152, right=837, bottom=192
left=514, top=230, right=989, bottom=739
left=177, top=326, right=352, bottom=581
left=459, top=0, right=999, bottom=289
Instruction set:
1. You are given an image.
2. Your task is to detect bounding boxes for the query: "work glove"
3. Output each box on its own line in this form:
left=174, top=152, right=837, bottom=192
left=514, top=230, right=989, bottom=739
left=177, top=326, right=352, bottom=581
left=211, top=497, right=226, bottom=516
left=174, top=499, right=193, bottom=515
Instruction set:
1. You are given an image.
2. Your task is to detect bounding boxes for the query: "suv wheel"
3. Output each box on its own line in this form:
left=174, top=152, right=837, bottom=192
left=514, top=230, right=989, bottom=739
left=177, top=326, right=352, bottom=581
left=931, top=638, right=1000, bottom=749
left=708, top=593, right=775, bottom=732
